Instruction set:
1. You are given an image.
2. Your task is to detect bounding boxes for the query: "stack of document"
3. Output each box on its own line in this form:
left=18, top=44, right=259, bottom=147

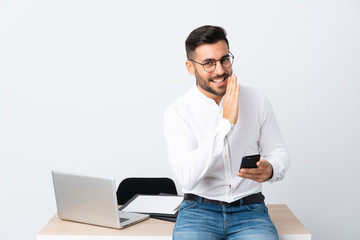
left=119, top=194, right=184, bottom=222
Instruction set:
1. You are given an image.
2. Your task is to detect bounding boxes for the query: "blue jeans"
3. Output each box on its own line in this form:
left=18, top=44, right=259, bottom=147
left=173, top=197, right=278, bottom=240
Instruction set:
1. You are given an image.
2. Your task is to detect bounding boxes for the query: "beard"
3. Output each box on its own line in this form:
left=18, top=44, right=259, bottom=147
left=194, top=69, right=232, bottom=96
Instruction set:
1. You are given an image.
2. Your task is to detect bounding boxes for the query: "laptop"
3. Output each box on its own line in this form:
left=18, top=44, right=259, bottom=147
left=52, top=170, right=150, bottom=229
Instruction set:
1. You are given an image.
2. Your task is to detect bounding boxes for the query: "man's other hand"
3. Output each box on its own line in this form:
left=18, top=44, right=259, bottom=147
left=222, top=73, right=240, bottom=124
left=237, top=160, right=274, bottom=183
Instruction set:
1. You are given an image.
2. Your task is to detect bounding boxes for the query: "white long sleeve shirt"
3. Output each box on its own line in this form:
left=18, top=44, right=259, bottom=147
left=163, top=84, right=290, bottom=202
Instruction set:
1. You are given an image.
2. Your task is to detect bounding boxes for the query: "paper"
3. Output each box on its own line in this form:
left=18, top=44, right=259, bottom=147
left=121, top=195, right=183, bottom=215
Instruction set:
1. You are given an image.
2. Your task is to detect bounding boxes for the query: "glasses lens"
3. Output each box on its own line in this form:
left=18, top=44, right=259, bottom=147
left=203, top=61, right=216, bottom=72
left=221, top=56, right=233, bottom=68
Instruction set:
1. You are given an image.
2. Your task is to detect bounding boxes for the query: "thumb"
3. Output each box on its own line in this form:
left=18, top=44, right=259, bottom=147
left=257, top=160, right=268, bottom=168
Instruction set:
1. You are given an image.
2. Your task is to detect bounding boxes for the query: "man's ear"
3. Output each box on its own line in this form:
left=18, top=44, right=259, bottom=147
left=185, top=60, right=195, bottom=75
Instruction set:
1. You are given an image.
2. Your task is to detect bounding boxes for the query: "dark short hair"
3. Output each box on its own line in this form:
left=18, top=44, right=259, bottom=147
left=185, top=25, right=229, bottom=59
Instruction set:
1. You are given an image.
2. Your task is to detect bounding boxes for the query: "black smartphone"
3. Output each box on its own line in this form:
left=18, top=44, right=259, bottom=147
left=239, top=154, right=260, bottom=170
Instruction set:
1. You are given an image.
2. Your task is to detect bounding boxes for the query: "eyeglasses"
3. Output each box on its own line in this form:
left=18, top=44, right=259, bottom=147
left=188, top=52, right=234, bottom=73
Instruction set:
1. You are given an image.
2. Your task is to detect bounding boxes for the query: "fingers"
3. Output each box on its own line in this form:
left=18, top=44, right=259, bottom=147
left=227, top=74, right=240, bottom=102
left=237, top=173, right=267, bottom=183
left=224, top=74, right=239, bottom=105
left=239, top=167, right=261, bottom=175
left=225, top=74, right=235, bottom=98
left=222, top=73, right=240, bottom=124
left=235, top=80, right=240, bottom=100
left=227, top=74, right=237, bottom=94
left=237, top=169, right=268, bottom=183
left=237, top=160, right=273, bottom=183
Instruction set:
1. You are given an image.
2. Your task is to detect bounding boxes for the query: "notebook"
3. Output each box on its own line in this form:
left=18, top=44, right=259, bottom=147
left=52, top=170, right=149, bottom=229
left=119, top=194, right=183, bottom=222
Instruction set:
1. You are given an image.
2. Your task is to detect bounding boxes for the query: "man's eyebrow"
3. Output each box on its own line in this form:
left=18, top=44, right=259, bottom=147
left=201, top=54, right=230, bottom=63
left=201, top=58, right=216, bottom=63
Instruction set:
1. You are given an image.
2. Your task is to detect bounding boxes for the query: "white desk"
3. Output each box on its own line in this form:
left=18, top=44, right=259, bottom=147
left=37, top=204, right=311, bottom=240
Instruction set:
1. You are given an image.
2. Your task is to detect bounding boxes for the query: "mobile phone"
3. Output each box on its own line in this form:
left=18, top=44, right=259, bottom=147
left=239, top=154, right=260, bottom=170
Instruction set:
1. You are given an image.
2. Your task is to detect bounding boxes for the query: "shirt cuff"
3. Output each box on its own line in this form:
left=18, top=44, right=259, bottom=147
left=267, top=159, right=280, bottom=183
left=220, top=117, right=234, bottom=137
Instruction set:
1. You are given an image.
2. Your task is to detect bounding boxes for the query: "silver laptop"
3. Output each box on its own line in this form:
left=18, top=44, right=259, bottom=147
left=52, top=170, right=150, bottom=229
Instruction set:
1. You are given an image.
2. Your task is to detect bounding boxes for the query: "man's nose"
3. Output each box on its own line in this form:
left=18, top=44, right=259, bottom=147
left=214, top=60, right=225, bottom=75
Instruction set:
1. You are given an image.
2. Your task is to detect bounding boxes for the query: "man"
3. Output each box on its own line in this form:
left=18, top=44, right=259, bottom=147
left=163, top=25, right=290, bottom=240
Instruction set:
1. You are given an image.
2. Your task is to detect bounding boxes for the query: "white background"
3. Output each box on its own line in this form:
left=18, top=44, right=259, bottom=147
left=1, top=0, right=359, bottom=239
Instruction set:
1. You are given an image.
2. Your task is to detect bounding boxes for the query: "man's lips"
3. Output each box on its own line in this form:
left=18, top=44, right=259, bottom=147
left=210, top=76, right=228, bottom=83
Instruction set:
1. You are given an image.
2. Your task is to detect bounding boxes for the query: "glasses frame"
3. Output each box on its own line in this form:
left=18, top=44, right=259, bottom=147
left=188, top=51, right=235, bottom=73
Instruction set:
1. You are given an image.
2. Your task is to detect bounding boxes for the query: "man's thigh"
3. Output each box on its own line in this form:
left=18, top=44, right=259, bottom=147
left=173, top=201, right=278, bottom=240
left=173, top=200, right=223, bottom=240
left=227, top=203, right=279, bottom=240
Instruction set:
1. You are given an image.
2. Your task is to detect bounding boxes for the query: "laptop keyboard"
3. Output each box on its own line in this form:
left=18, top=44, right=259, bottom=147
left=120, top=217, right=129, bottom=222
